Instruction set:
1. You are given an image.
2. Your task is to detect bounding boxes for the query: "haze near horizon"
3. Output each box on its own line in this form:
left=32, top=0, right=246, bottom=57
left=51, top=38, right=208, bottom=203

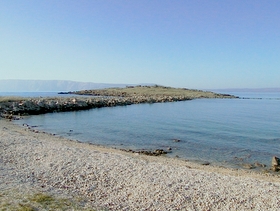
left=1, top=1, right=279, bottom=89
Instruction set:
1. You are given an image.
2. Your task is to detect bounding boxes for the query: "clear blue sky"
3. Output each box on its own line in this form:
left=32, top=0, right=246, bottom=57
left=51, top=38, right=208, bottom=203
left=1, top=0, right=279, bottom=89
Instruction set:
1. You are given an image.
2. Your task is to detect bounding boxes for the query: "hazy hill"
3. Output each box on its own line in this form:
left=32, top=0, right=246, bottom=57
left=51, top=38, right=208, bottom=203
left=0, top=80, right=130, bottom=92
left=210, top=88, right=280, bottom=93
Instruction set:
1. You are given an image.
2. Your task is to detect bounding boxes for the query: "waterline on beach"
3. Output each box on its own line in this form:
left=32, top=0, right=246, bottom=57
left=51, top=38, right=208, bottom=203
left=15, top=96, right=280, bottom=170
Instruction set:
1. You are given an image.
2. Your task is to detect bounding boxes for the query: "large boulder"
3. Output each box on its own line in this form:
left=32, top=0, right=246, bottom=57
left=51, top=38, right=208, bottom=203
left=271, top=156, right=280, bottom=171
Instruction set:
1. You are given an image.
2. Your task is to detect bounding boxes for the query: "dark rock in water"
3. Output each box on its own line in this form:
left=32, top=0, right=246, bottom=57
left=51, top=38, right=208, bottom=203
left=271, top=156, right=280, bottom=171
left=173, top=139, right=181, bottom=143
left=201, top=162, right=210, bottom=166
left=58, top=92, right=70, bottom=94
left=120, top=148, right=168, bottom=156
left=154, top=149, right=168, bottom=155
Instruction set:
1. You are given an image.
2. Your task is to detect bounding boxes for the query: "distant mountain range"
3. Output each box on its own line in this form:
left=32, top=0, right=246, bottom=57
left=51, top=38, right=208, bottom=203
left=0, top=79, right=279, bottom=93
left=0, top=79, right=132, bottom=92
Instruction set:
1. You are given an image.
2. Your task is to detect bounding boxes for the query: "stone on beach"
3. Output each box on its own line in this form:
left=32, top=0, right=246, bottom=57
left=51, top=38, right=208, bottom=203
left=242, top=163, right=255, bottom=169
left=271, top=156, right=280, bottom=171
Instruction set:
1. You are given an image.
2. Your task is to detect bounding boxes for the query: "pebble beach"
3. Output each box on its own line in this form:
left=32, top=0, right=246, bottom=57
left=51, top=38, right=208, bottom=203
left=1, top=119, right=280, bottom=210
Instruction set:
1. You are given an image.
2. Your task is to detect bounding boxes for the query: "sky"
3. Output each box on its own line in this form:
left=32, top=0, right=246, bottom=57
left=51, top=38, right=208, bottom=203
left=0, top=0, right=279, bottom=89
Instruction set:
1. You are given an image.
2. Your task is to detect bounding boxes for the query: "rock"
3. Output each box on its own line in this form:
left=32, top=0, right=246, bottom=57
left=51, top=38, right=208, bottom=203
left=242, top=163, right=255, bottom=169
left=271, top=156, right=280, bottom=171
left=120, top=148, right=168, bottom=156
left=254, top=162, right=266, bottom=168
left=272, top=166, right=280, bottom=172
left=154, top=149, right=168, bottom=155
left=234, top=156, right=244, bottom=161
left=271, top=156, right=280, bottom=166
left=173, top=139, right=181, bottom=142
left=201, top=162, right=210, bottom=166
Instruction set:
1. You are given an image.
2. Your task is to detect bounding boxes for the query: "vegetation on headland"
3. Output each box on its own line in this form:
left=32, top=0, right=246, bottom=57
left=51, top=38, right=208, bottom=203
left=0, top=85, right=237, bottom=119
left=0, top=96, right=26, bottom=103
left=69, top=85, right=237, bottom=99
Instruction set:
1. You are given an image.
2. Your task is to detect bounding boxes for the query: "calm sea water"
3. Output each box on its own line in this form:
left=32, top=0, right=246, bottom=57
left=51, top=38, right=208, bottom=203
left=0, top=92, right=81, bottom=98
left=12, top=91, right=280, bottom=169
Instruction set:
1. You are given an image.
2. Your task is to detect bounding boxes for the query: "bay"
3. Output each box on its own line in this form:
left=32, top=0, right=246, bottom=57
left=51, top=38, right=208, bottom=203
left=14, top=93, right=280, bottom=169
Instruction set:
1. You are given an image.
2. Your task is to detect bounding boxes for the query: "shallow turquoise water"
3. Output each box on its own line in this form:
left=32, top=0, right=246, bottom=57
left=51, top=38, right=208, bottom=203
left=15, top=94, right=280, bottom=169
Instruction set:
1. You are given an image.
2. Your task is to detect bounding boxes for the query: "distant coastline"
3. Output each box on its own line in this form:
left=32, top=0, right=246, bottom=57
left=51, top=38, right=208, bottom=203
left=2, top=79, right=279, bottom=93
left=209, top=87, right=280, bottom=93
left=0, top=79, right=132, bottom=92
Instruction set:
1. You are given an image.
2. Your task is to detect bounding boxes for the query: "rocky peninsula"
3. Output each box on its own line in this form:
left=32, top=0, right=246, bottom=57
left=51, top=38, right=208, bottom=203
left=0, top=85, right=237, bottom=119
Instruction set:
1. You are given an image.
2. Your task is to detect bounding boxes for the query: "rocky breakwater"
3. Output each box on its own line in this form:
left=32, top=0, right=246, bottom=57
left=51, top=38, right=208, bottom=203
left=0, top=97, right=91, bottom=119
left=0, top=95, right=192, bottom=119
left=0, top=97, right=129, bottom=119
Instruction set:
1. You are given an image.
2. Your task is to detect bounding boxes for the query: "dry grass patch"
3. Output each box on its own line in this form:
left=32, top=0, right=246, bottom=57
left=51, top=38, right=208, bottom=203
left=0, top=96, right=27, bottom=103
left=72, top=85, right=236, bottom=99
left=0, top=191, right=96, bottom=211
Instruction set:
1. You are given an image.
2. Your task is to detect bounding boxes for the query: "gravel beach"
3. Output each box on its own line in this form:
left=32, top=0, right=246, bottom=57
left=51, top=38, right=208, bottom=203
left=1, top=119, right=280, bottom=210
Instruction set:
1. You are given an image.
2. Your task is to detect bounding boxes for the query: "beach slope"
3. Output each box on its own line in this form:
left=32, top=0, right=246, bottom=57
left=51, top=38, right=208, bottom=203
left=1, top=120, right=280, bottom=210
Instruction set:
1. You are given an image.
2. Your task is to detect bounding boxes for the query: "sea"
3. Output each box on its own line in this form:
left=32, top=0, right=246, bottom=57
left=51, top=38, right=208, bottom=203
left=1, top=91, right=280, bottom=170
